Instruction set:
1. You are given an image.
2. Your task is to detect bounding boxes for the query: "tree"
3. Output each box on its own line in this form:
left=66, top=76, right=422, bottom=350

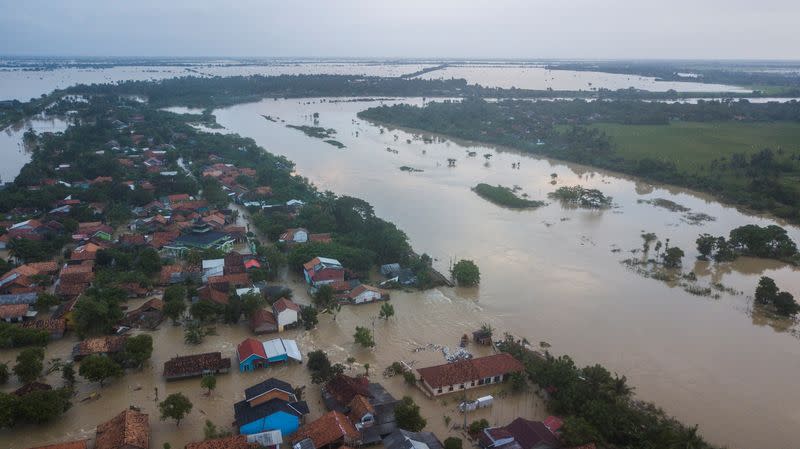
left=560, top=416, right=603, bottom=447
left=203, top=419, right=232, bottom=440
left=79, top=354, right=122, bottom=387
left=224, top=294, right=242, bottom=324
left=378, top=302, right=395, bottom=320
left=661, top=246, right=685, bottom=268
left=307, top=350, right=344, bottom=384
left=61, top=362, right=76, bottom=388
left=364, top=363, right=370, bottom=377
left=468, top=419, right=490, bottom=434
left=137, top=247, right=162, bottom=275
left=184, top=320, right=210, bottom=345
left=0, top=392, right=18, bottom=427
left=395, top=396, right=426, bottom=431
left=14, top=347, right=44, bottom=383
left=163, top=285, right=187, bottom=303
left=509, top=371, right=527, bottom=392
left=15, top=388, right=72, bottom=424
left=755, top=276, right=779, bottom=305
left=34, top=293, right=60, bottom=313
left=0, top=362, right=8, bottom=384
left=190, top=300, right=224, bottom=323
left=403, top=371, right=417, bottom=385
left=159, top=392, right=193, bottom=427
left=164, top=299, right=187, bottom=325
left=444, top=438, right=463, bottom=449
left=354, top=326, right=375, bottom=348
left=122, top=334, right=153, bottom=368
left=695, top=234, right=716, bottom=260
left=300, top=305, right=319, bottom=330
left=240, top=292, right=266, bottom=319
left=774, top=291, right=800, bottom=317
left=201, top=374, right=217, bottom=396
left=313, top=284, right=336, bottom=310
left=73, top=291, right=124, bottom=337
left=452, top=259, right=480, bottom=286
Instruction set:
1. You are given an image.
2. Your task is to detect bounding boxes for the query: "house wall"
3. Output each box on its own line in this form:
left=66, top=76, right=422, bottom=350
left=294, top=231, right=308, bottom=243
left=239, top=410, right=300, bottom=437
left=353, top=291, right=382, bottom=304
left=311, top=268, right=344, bottom=286
left=249, top=389, right=294, bottom=407
left=422, top=374, right=507, bottom=396
left=267, top=354, right=289, bottom=364
left=276, top=309, right=298, bottom=331
left=239, top=354, right=268, bottom=372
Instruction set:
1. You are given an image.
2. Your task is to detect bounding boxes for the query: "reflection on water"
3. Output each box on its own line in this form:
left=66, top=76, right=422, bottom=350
left=203, top=98, right=799, bottom=449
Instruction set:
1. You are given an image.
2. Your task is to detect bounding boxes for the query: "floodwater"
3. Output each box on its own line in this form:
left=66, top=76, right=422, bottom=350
left=199, top=98, right=799, bottom=449
left=0, top=115, right=69, bottom=182
left=2, top=286, right=545, bottom=449
left=0, top=62, right=433, bottom=102
left=417, top=64, right=751, bottom=93
left=2, top=95, right=800, bottom=449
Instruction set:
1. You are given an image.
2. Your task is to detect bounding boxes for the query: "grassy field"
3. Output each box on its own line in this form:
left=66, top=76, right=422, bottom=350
left=593, top=121, right=800, bottom=174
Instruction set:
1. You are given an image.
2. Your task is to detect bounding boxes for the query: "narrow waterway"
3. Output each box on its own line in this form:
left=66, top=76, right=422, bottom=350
left=208, top=97, right=800, bottom=449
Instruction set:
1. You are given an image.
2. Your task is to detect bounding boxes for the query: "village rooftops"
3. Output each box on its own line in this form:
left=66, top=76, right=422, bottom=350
left=244, top=377, right=295, bottom=402
left=185, top=435, right=260, bottom=449
left=233, top=397, right=310, bottom=428
left=291, top=411, right=360, bottom=449
left=22, top=318, right=67, bottom=338
left=303, top=257, right=343, bottom=272
left=72, top=335, right=128, bottom=360
left=416, top=353, right=524, bottom=391
left=95, top=408, right=150, bottom=449
left=383, top=429, right=444, bottom=449
left=0, top=292, right=39, bottom=305
left=163, top=352, right=231, bottom=380
left=25, top=439, right=89, bottom=449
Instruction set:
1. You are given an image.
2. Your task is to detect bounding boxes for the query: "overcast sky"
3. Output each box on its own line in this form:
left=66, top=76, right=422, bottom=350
left=1, top=0, right=798, bottom=60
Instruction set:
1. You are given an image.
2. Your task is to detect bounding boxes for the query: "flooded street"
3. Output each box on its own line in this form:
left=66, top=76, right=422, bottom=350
left=3, top=285, right=545, bottom=449
left=202, top=98, right=800, bottom=449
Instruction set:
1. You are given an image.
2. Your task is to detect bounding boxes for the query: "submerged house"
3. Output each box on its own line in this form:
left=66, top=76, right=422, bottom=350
left=95, top=408, right=150, bottom=449
left=185, top=435, right=260, bottom=449
left=342, top=284, right=388, bottom=305
left=303, top=257, right=345, bottom=287
left=383, top=429, right=444, bottom=449
left=22, top=318, right=67, bottom=339
left=234, top=378, right=310, bottom=436
left=161, top=221, right=234, bottom=257
left=27, top=440, right=89, bottom=449
left=290, top=411, right=361, bottom=449
left=479, top=418, right=561, bottom=449
left=273, top=297, right=300, bottom=331
left=163, top=352, right=231, bottom=381
left=236, top=337, right=302, bottom=372
left=322, top=374, right=399, bottom=444
left=72, top=335, right=128, bottom=361
left=416, top=353, right=524, bottom=396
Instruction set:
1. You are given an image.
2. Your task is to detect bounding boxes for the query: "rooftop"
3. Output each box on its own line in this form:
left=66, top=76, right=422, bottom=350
left=95, top=409, right=150, bottom=449
left=416, top=353, right=523, bottom=389
left=185, top=435, right=260, bottom=449
left=291, top=411, right=359, bottom=448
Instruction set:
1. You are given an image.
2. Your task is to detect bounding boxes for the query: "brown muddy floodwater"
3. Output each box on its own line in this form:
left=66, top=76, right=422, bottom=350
left=3, top=97, right=800, bottom=449
left=207, top=98, right=799, bottom=449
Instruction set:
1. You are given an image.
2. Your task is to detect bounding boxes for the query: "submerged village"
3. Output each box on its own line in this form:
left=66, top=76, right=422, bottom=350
left=0, top=94, right=595, bottom=449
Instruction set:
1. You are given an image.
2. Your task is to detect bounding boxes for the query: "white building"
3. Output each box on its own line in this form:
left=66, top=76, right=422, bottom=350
left=272, top=297, right=300, bottom=332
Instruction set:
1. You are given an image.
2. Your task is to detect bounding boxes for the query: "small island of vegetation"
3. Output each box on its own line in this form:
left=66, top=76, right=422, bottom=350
left=548, top=186, right=613, bottom=209
left=472, top=183, right=545, bottom=209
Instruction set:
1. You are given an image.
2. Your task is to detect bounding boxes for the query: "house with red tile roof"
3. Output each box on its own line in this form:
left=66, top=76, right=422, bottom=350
left=185, top=435, right=260, bottom=449
left=163, top=352, right=231, bottom=381
left=250, top=308, right=278, bottom=335
left=237, top=338, right=268, bottom=372
left=416, top=353, right=524, bottom=396
left=342, top=284, right=388, bottom=305
left=0, top=303, right=37, bottom=322
left=22, top=318, right=67, bottom=339
left=25, top=439, right=89, bottom=449
left=479, top=418, right=560, bottom=449
left=95, top=408, right=150, bottom=449
left=290, top=411, right=361, bottom=449
left=303, top=257, right=345, bottom=287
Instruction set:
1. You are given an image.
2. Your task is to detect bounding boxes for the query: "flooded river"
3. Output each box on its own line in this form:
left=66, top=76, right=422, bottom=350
left=206, top=98, right=798, bottom=449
